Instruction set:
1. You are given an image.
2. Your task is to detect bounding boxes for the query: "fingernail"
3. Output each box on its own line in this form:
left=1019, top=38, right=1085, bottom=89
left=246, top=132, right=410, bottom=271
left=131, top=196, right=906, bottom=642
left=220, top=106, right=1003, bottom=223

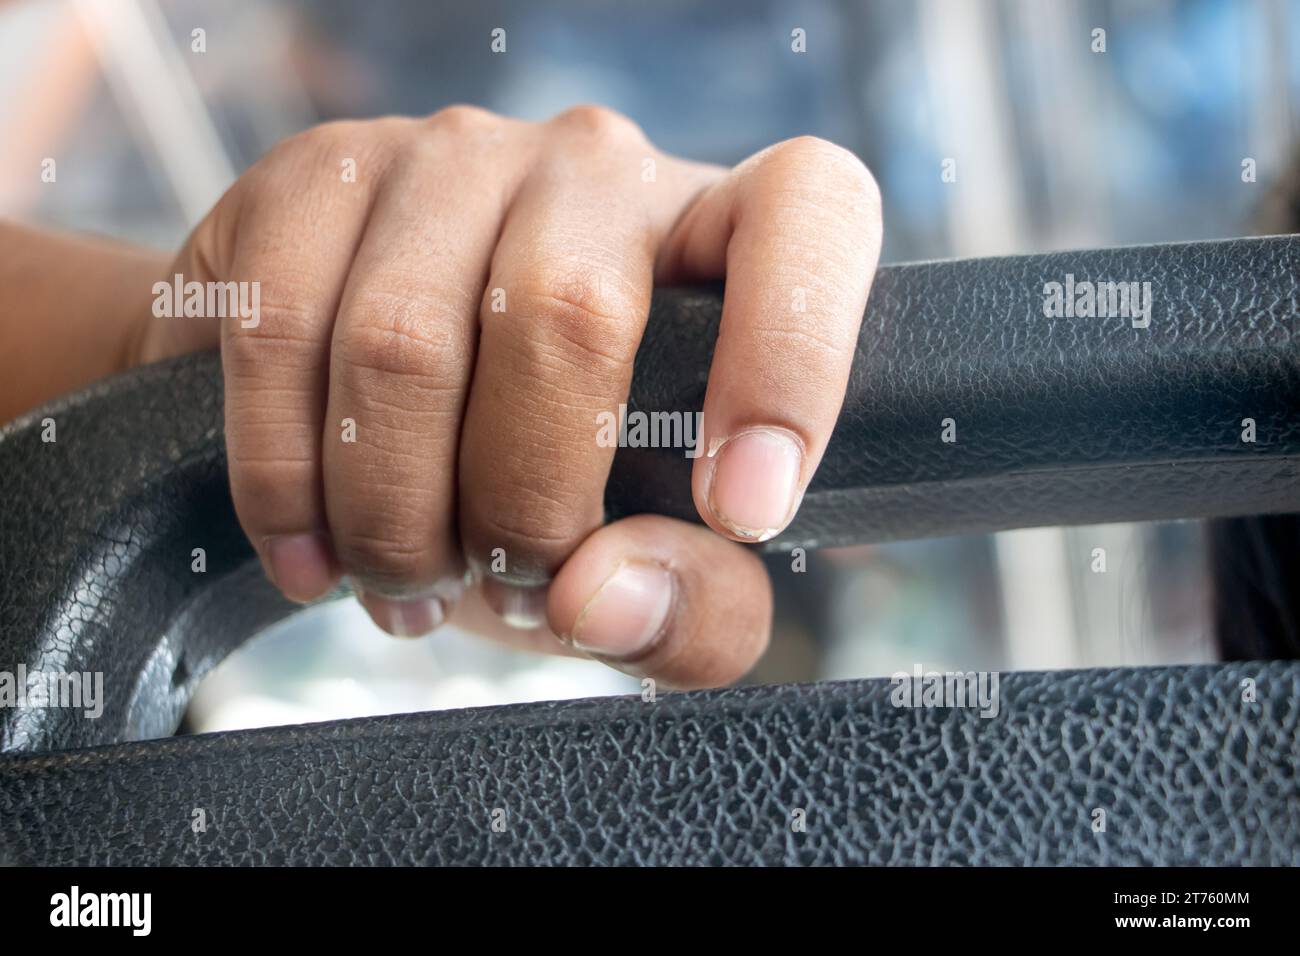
left=356, top=589, right=446, bottom=638
left=707, top=427, right=804, bottom=541
left=264, top=532, right=337, bottom=602
left=480, top=576, right=549, bottom=630
left=570, top=561, right=674, bottom=659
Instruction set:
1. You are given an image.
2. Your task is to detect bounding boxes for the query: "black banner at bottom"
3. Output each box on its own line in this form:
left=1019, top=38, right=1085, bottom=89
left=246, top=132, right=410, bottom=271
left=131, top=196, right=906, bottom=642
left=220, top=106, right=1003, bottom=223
left=0, top=865, right=1279, bottom=940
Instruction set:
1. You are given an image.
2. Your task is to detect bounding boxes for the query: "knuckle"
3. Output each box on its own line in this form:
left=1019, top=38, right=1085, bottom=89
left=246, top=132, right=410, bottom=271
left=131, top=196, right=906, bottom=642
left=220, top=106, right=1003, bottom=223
left=767, top=136, right=879, bottom=197
left=260, top=122, right=351, bottom=174
left=756, top=136, right=882, bottom=236
left=405, top=108, right=504, bottom=169
left=481, top=507, right=572, bottom=550
left=551, top=104, right=644, bottom=145
left=389, top=132, right=437, bottom=169
left=227, top=456, right=315, bottom=528
left=471, top=509, right=583, bottom=579
left=293, top=119, right=362, bottom=154
left=752, top=320, right=843, bottom=363
left=768, top=134, right=851, bottom=167
left=335, top=524, right=432, bottom=588
left=251, top=119, right=400, bottom=190
left=426, top=103, right=497, bottom=134
left=224, top=312, right=321, bottom=376
left=505, top=267, right=640, bottom=368
left=336, top=290, right=471, bottom=388
left=463, top=460, right=602, bottom=579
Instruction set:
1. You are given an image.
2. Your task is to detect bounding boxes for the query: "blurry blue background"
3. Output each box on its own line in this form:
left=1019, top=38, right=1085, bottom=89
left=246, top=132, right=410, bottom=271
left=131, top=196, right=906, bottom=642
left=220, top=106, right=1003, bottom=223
left=1, top=0, right=1295, bottom=732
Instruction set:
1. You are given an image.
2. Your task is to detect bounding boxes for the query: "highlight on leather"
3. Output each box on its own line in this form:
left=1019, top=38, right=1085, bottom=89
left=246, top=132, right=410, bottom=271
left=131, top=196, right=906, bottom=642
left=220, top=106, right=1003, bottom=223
left=0, top=235, right=1297, bottom=755
left=611, top=234, right=1300, bottom=546
left=1, top=662, right=1296, bottom=865
left=0, top=236, right=1298, bottom=867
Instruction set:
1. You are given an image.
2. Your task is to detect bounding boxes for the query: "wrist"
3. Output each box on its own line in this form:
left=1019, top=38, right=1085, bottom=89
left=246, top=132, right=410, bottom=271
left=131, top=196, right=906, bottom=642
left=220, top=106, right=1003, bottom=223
left=0, top=222, right=175, bottom=421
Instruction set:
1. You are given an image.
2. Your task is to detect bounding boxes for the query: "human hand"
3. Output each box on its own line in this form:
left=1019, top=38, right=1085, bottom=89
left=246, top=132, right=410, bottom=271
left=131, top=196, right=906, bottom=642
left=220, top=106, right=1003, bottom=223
left=141, top=105, right=882, bottom=688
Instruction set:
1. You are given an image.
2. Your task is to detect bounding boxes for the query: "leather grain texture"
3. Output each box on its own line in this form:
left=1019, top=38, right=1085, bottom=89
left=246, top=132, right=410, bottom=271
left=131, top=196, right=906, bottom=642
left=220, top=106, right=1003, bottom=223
left=1, top=662, right=1296, bottom=865
left=1, top=235, right=1296, bottom=754
left=0, top=237, right=1296, bottom=866
left=611, top=234, right=1300, bottom=542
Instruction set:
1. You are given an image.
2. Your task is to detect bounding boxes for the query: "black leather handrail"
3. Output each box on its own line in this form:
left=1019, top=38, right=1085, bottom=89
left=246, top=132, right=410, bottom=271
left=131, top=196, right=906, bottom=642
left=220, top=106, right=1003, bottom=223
left=0, top=236, right=1297, bottom=865
left=3, top=662, right=1296, bottom=865
left=1, top=234, right=1297, bottom=753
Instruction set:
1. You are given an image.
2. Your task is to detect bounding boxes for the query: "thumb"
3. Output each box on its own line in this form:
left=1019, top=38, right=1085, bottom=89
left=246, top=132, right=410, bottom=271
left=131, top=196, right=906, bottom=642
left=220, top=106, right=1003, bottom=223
left=547, top=514, right=772, bottom=689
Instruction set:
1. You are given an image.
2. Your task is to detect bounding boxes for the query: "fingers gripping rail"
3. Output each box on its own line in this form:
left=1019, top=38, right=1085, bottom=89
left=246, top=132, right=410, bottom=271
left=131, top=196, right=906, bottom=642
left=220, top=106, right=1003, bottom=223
left=0, top=235, right=1296, bottom=864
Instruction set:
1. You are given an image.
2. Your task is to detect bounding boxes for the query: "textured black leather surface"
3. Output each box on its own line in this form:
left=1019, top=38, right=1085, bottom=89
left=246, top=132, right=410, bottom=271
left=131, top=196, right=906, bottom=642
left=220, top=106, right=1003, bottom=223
left=2, top=235, right=1296, bottom=755
left=0, top=237, right=1297, bottom=865
left=611, top=234, right=1300, bottom=540
left=2, top=662, right=1296, bottom=865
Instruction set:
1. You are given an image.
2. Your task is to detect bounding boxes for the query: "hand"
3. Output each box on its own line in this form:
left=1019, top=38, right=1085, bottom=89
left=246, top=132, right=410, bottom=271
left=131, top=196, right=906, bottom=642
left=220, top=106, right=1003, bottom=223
left=142, top=105, right=882, bottom=688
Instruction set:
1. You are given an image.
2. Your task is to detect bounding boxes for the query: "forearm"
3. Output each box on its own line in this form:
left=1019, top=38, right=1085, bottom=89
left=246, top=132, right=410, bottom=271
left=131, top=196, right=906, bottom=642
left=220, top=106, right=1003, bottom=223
left=0, top=220, right=169, bottom=423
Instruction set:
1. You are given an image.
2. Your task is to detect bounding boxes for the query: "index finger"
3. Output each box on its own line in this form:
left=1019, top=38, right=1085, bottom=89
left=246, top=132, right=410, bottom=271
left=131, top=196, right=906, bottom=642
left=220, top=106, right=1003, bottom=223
left=657, top=136, right=883, bottom=542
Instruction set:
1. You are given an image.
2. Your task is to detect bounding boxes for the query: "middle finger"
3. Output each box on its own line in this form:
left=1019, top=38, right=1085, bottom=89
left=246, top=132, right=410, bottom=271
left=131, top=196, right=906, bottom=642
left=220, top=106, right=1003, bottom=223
left=458, top=106, right=718, bottom=626
left=324, top=111, right=529, bottom=634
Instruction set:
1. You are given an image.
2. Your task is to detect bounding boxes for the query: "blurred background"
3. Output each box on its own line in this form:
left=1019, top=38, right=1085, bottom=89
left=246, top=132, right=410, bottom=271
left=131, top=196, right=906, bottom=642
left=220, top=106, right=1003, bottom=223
left=1, top=0, right=1296, bottom=733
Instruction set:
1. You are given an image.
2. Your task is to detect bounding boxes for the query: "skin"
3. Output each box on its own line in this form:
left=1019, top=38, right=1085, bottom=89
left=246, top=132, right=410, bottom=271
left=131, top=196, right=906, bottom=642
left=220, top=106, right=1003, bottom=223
left=1, top=105, right=882, bottom=689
